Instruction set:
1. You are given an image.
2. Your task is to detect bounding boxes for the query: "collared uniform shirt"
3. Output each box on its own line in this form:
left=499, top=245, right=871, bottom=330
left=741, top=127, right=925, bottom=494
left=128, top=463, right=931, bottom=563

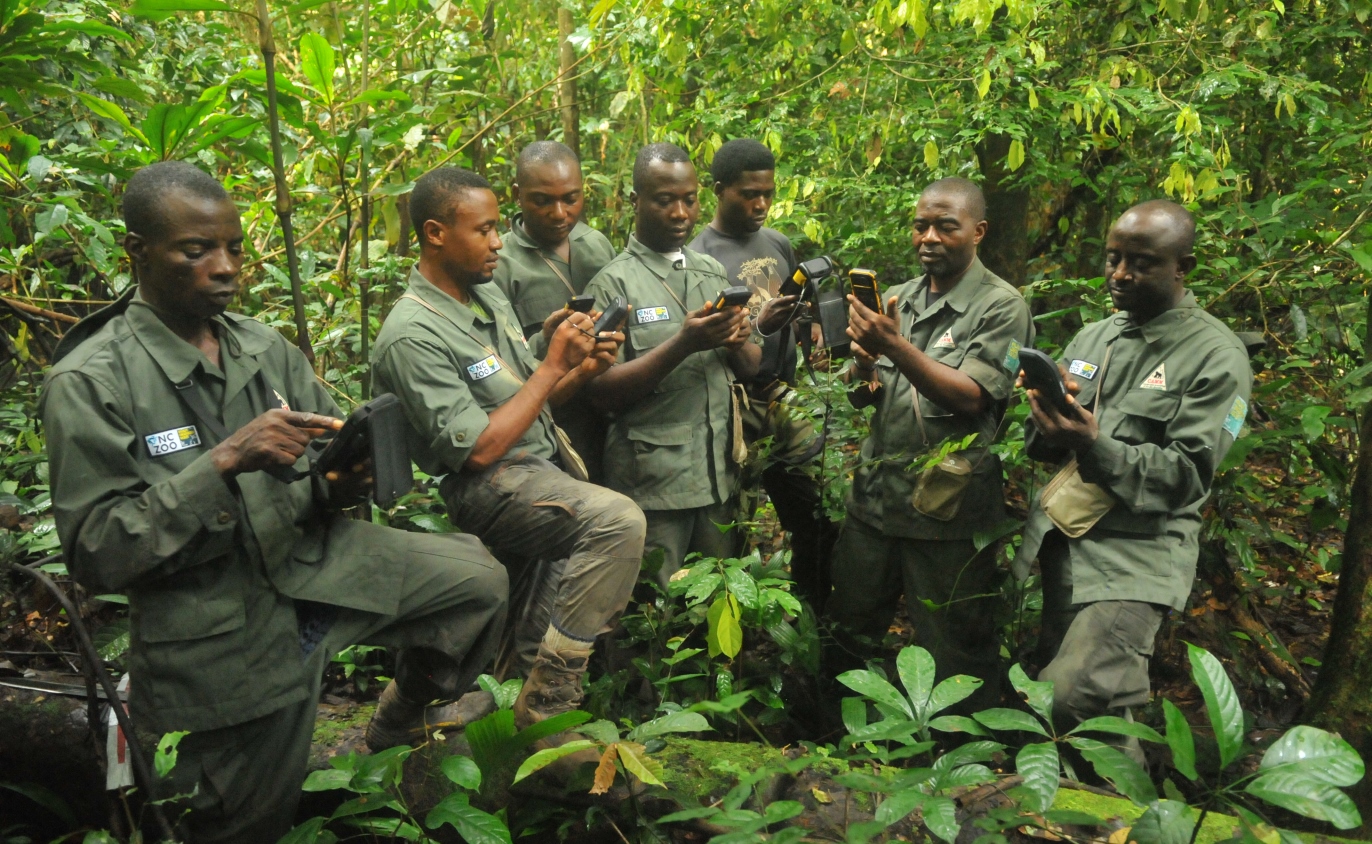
left=1016, top=291, right=1253, bottom=611
left=584, top=236, right=739, bottom=511
left=40, top=294, right=403, bottom=732
left=493, top=217, right=617, bottom=352
left=847, top=259, right=1034, bottom=540
left=373, top=267, right=558, bottom=477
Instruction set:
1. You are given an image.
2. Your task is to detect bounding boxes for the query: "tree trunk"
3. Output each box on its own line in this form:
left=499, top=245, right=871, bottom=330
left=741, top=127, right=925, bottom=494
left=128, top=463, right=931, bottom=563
left=557, top=6, right=579, bottom=159
left=1306, top=407, right=1372, bottom=835
left=974, top=133, right=1030, bottom=286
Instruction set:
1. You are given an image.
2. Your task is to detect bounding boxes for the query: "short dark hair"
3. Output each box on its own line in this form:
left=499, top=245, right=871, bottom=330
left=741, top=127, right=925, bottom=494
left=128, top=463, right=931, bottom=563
left=410, top=167, right=491, bottom=237
left=922, top=177, right=986, bottom=221
left=632, top=143, right=692, bottom=193
left=516, top=141, right=579, bottom=183
left=710, top=139, right=775, bottom=188
left=123, top=161, right=230, bottom=241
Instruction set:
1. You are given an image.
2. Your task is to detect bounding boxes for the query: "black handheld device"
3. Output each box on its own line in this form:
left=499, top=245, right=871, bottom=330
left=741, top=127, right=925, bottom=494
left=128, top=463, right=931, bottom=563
left=1018, top=348, right=1078, bottom=418
left=714, top=286, right=752, bottom=310
left=848, top=269, right=883, bottom=315
left=593, top=297, right=628, bottom=334
left=780, top=256, right=835, bottom=299
left=567, top=294, right=596, bottom=313
left=313, top=393, right=414, bottom=508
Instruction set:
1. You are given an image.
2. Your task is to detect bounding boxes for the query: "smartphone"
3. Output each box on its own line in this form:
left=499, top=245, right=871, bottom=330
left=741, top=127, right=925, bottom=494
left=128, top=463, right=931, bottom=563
left=1018, top=348, right=1078, bottom=418
left=780, top=256, right=835, bottom=298
left=714, top=286, right=752, bottom=310
left=593, top=297, right=628, bottom=334
left=566, top=294, right=596, bottom=313
left=848, top=269, right=882, bottom=315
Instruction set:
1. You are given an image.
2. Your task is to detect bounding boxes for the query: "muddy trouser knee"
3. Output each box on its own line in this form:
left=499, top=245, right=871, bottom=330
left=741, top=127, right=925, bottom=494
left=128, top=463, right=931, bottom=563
left=1039, top=599, right=1164, bottom=767
left=643, top=499, right=740, bottom=589
left=444, top=454, right=646, bottom=661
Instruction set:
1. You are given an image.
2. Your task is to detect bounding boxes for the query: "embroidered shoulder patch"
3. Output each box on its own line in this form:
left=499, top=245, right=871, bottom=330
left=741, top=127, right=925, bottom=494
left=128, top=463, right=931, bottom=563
left=1002, top=339, right=1022, bottom=373
left=1223, top=395, right=1248, bottom=437
left=145, top=425, right=201, bottom=457
left=1140, top=363, right=1168, bottom=390
left=1068, top=359, right=1098, bottom=380
left=933, top=329, right=955, bottom=349
left=467, top=355, right=502, bottom=381
left=636, top=306, right=671, bottom=325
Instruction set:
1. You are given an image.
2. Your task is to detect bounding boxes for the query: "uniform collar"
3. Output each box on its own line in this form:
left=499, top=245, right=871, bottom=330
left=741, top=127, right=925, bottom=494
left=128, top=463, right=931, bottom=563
left=125, top=294, right=265, bottom=386
left=625, top=234, right=681, bottom=279
left=407, top=266, right=497, bottom=329
left=902, top=257, right=990, bottom=322
left=508, top=215, right=590, bottom=255
left=1120, top=290, right=1200, bottom=344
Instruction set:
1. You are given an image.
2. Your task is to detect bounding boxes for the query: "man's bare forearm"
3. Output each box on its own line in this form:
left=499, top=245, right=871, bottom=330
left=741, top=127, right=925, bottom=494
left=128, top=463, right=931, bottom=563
left=465, top=363, right=567, bottom=470
left=589, top=335, right=694, bottom=413
left=728, top=342, right=762, bottom=382
left=885, top=338, right=985, bottom=416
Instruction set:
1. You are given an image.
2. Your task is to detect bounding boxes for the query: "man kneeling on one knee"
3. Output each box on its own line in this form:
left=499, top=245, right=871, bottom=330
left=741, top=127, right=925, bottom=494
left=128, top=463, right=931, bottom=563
left=373, top=167, right=646, bottom=770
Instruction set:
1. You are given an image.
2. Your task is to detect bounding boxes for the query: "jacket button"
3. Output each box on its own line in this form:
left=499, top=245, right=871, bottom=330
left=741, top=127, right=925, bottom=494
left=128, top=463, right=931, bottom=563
left=456, top=433, right=466, bottom=442
left=217, top=510, right=232, bottom=524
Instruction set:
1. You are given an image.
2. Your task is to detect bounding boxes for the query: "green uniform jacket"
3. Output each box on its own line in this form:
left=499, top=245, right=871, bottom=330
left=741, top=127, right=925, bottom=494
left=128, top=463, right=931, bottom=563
left=847, top=259, right=1034, bottom=539
left=40, top=294, right=404, bottom=733
left=373, top=267, right=558, bottom=477
left=493, top=217, right=617, bottom=356
left=1015, top=291, right=1253, bottom=611
left=584, top=236, right=739, bottom=511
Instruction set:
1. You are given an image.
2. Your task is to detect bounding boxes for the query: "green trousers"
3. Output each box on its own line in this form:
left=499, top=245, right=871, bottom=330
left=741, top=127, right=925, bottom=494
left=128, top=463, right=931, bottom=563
left=644, top=499, right=742, bottom=588
left=825, top=516, right=1005, bottom=712
left=1038, top=532, right=1164, bottom=766
left=165, top=529, right=507, bottom=843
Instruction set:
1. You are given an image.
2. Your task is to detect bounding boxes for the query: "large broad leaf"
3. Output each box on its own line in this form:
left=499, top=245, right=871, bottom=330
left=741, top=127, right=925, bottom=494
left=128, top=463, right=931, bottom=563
left=75, top=93, right=148, bottom=144
left=838, top=670, right=914, bottom=721
left=511, top=740, right=598, bottom=784
left=1129, top=800, right=1199, bottom=844
left=1015, top=742, right=1060, bottom=813
left=1069, top=716, right=1165, bottom=744
left=1186, top=643, right=1245, bottom=769
left=973, top=707, right=1049, bottom=737
left=1259, top=725, right=1365, bottom=787
left=441, top=755, right=481, bottom=791
left=707, top=593, right=743, bottom=659
left=927, top=715, right=990, bottom=736
left=425, top=793, right=512, bottom=844
left=128, top=0, right=240, bottom=18
left=465, top=709, right=518, bottom=778
left=298, top=32, right=335, bottom=104
left=1009, top=663, right=1055, bottom=724
left=843, top=719, right=925, bottom=746
left=1070, top=738, right=1157, bottom=805
left=627, top=710, right=710, bottom=741
left=927, top=674, right=983, bottom=715
left=897, top=645, right=936, bottom=717
left=842, top=697, right=868, bottom=735
left=922, top=794, right=961, bottom=843
left=933, top=740, right=1003, bottom=772
left=511, top=709, right=592, bottom=750
left=1245, top=769, right=1362, bottom=829
left=1162, top=700, right=1198, bottom=782
left=616, top=741, right=666, bottom=787
left=875, top=788, right=926, bottom=826
left=723, top=564, right=760, bottom=609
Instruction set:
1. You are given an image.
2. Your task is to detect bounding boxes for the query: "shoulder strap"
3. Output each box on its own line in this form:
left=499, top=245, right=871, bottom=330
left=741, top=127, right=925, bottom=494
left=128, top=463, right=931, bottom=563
left=536, top=252, right=577, bottom=296
left=172, top=369, right=303, bottom=481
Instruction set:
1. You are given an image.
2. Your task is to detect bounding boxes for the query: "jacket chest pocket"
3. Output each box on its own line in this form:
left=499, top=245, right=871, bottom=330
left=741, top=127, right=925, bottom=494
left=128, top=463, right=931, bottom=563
left=1109, top=389, right=1181, bottom=444
left=514, top=288, right=569, bottom=334
left=465, top=357, right=523, bottom=410
left=627, top=312, right=678, bottom=357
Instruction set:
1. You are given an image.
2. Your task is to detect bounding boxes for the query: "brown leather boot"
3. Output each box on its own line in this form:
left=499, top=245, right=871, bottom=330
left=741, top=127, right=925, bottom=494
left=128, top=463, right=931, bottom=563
left=365, top=681, right=497, bottom=752
left=513, top=644, right=602, bottom=780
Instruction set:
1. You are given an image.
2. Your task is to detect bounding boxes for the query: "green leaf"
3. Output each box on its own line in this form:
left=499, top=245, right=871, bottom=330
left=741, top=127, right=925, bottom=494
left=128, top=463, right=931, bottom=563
left=976, top=68, right=991, bottom=98
left=616, top=741, right=666, bottom=787
left=928, top=674, right=983, bottom=715
left=1186, top=643, right=1245, bottom=768
left=1130, top=800, right=1199, bottom=844
left=128, top=0, right=239, bottom=18
left=0, top=781, right=77, bottom=827
left=972, top=707, right=1049, bottom=736
left=75, top=93, right=148, bottom=144
left=1162, top=700, right=1198, bottom=781
left=1007, top=139, right=1025, bottom=171
left=838, top=670, right=914, bottom=721
left=1245, top=769, right=1362, bottom=829
left=1071, top=738, right=1157, bottom=804
left=425, top=793, right=512, bottom=844
left=842, top=696, right=868, bottom=735
left=441, top=755, right=481, bottom=790
left=922, top=794, right=960, bottom=842
left=1069, top=716, right=1165, bottom=744
left=1300, top=405, right=1332, bottom=441
left=302, top=768, right=353, bottom=792
left=512, top=708, right=592, bottom=750
left=897, top=645, right=936, bottom=716
left=1015, top=742, right=1059, bottom=813
left=876, top=788, right=926, bottom=825
left=706, top=593, right=743, bottom=658
left=723, top=565, right=760, bottom=609
left=275, top=817, right=329, bottom=844
left=1009, top=664, right=1054, bottom=723
left=628, top=711, right=710, bottom=741
left=511, top=740, right=597, bottom=784
left=153, top=730, right=189, bottom=778
left=1259, top=725, right=1364, bottom=786
left=927, top=715, right=989, bottom=736
left=298, top=32, right=336, bottom=104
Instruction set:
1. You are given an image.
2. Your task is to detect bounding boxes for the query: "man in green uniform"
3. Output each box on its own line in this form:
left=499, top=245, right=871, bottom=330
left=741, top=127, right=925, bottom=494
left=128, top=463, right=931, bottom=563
left=825, top=178, right=1033, bottom=709
left=1016, top=200, right=1252, bottom=763
left=40, top=162, right=508, bottom=842
left=584, top=143, right=759, bottom=585
left=494, top=141, right=618, bottom=479
left=372, top=167, right=645, bottom=763
left=689, top=138, right=837, bottom=605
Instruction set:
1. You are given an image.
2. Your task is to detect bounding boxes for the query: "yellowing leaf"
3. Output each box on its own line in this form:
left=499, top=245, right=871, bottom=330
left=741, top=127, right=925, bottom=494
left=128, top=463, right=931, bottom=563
left=812, top=787, right=833, bottom=804
left=1028, top=87, right=1039, bottom=110
left=924, top=140, right=939, bottom=169
left=590, top=744, right=618, bottom=795
left=977, top=68, right=991, bottom=99
left=298, top=32, right=336, bottom=105
left=616, top=742, right=665, bottom=787
left=1007, top=139, right=1025, bottom=172
left=707, top=593, right=743, bottom=658
left=1107, top=826, right=1131, bottom=844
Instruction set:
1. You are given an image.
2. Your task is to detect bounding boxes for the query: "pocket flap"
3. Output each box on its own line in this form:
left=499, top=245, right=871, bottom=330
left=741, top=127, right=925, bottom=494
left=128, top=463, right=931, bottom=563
left=139, top=593, right=246, bottom=643
left=626, top=423, right=694, bottom=446
left=1116, top=389, right=1182, bottom=421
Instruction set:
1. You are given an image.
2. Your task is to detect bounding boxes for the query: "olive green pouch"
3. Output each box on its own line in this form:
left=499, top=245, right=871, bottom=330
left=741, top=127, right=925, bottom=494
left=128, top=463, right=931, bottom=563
left=911, top=451, right=975, bottom=521
left=1039, top=457, right=1114, bottom=537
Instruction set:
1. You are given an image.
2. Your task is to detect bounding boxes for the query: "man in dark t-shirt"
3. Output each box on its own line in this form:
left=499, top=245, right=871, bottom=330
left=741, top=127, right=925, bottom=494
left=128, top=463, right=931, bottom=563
left=689, top=139, right=837, bottom=604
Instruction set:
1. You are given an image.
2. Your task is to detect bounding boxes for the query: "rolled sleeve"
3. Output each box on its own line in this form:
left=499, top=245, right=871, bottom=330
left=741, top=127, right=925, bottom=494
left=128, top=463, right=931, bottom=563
left=959, top=295, right=1032, bottom=401
left=375, top=334, right=490, bottom=473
